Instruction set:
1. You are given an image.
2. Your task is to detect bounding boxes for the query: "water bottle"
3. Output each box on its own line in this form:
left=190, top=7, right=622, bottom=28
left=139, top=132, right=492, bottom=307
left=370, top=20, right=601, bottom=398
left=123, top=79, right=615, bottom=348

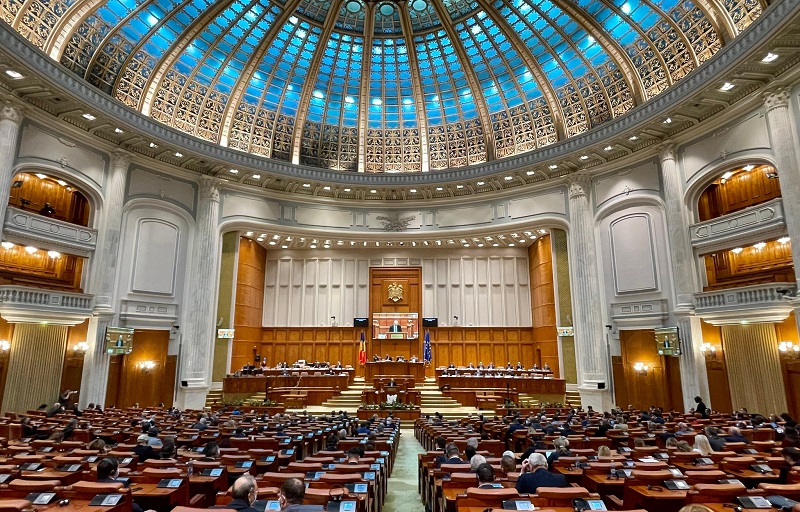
left=186, top=460, right=193, bottom=477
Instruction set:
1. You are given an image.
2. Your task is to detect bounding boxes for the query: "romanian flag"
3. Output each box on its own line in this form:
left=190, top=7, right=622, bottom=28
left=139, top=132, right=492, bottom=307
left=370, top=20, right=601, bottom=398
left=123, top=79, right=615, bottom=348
left=358, top=331, right=367, bottom=366
left=423, top=330, right=432, bottom=366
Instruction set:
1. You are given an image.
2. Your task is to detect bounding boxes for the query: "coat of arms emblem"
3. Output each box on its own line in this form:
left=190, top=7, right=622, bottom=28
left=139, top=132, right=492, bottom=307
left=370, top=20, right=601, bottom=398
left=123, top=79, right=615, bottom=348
left=387, top=282, right=403, bottom=302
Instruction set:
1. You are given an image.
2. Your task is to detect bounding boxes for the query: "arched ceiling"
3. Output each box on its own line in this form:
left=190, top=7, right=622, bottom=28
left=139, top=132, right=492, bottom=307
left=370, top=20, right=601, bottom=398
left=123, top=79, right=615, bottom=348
left=0, top=0, right=762, bottom=174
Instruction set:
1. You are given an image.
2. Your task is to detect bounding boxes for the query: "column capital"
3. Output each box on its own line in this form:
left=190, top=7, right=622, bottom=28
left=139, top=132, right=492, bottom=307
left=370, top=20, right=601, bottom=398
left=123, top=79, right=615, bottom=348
left=199, top=177, right=220, bottom=202
left=658, top=142, right=676, bottom=164
left=0, top=102, right=22, bottom=124
left=110, top=149, right=132, bottom=169
left=764, top=88, right=791, bottom=112
left=566, top=172, right=591, bottom=200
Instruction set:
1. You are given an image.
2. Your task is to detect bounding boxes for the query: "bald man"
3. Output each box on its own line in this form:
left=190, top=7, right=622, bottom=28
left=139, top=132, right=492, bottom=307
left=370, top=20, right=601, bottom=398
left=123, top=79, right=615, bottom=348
left=223, top=475, right=259, bottom=512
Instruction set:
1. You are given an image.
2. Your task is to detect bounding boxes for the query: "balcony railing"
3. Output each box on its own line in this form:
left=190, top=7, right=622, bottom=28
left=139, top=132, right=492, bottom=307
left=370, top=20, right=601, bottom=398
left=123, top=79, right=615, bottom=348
left=694, top=282, right=797, bottom=325
left=689, top=198, right=786, bottom=254
left=3, top=206, right=98, bottom=257
left=0, top=285, right=94, bottom=325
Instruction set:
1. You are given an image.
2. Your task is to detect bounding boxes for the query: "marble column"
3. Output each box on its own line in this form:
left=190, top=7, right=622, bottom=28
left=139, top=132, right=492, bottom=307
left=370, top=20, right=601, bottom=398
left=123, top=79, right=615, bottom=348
left=0, top=103, right=22, bottom=227
left=659, top=143, right=710, bottom=411
left=79, top=150, right=130, bottom=408
left=566, top=173, right=613, bottom=411
left=764, top=89, right=800, bottom=290
left=176, top=177, right=221, bottom=409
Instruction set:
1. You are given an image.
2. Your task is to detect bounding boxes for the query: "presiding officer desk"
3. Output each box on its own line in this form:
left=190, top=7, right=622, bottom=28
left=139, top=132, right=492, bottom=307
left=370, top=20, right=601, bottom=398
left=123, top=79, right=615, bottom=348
left=365, top=361, right=425, bottom=380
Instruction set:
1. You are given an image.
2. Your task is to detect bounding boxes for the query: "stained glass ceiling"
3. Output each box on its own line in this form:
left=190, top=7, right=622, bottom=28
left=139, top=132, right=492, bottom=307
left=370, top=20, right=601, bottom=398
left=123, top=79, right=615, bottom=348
left=1, top=0, right=761, bottom=172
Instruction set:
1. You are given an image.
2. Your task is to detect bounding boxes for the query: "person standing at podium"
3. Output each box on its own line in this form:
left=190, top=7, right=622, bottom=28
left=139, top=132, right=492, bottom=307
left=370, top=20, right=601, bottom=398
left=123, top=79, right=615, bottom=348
left=388, top=320, right=402, bottom=332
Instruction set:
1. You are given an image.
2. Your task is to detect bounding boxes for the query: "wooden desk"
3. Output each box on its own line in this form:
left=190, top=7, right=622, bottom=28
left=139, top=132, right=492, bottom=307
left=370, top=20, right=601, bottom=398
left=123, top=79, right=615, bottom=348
left=21, top=469, right=86, bottom=486
left=727, top=468, right=780, bottom=486
left=28, top=498, right=132, bottom=512
left=582, top=472, right=625, bottom=497
left=624, top=485, right=687, bottom=512
left=130, top=481, right=189, bottom=512
left=365, top=362, right=425, bottom=380
left=437, top=376, right=566, bottom=395
left=223, top=374, right=350, bottom=395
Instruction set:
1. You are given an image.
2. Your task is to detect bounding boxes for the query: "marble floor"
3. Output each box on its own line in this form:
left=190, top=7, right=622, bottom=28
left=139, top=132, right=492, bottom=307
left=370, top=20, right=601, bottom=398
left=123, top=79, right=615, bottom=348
left=383, top=429, right=427, bottom=512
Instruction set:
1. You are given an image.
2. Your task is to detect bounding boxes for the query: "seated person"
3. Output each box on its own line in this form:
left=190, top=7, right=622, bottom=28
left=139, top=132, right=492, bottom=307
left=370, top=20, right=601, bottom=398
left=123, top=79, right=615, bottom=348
left=506, top=362, right=513, bottom=369
left=779, top=447, right=800, bottom=483
left=476, top=463, right=497, bottom=488
left=410, top=354, right=419, bottom=362
left=333, top=360, right=342, bottom=369
left=468, top=362, right=475, bottom=369
left=396, top=355, right=406, bottom=362
left=443, top=443, right=469, bottom=464
left=477, top=361, right=484, bottom=370
left=372, top=355, right=381, bottom=362
left=386, top=393, right=398, bottom=404
left=388, top=320, right=402, bottom=332
left=543, top=363, right=551, bottom=371
left=279, top=477, right=323, bottom=512
left=532, top=363, right=540, bottom=370
left=447, top=362, right=456, bottom=369
left=515, top=453, right=568, bottom=494
left=224, top=475, right=260, bottom=512
left=97, top=458, right=144, bottom=512
left=133, top=433, right=158, bottom=462
left=724, top=426, right=750, bottom=444
left=384, top=354, right=393, bottom=361
left=516, top=361, right=524, bottom=370
left=488, top=362, right=495, bottom=369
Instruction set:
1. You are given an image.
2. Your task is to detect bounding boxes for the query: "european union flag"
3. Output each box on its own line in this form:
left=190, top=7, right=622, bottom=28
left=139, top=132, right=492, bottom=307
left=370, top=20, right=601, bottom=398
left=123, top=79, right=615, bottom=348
left=423, top=330, right=432, bottom=366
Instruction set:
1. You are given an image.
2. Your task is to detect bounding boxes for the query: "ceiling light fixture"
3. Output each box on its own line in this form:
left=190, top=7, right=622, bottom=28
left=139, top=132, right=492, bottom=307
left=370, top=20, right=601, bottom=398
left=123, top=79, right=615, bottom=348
left=323, top=186, right=330, bottom=191
left=720, top=82, right=735, bottom=91
left=245, top=231, right=253, bottom=236
left=149, top=142, right=158, bottom=148
left=35, top=173, right=47, bottom=180
left=629, top=135, right=638, bottom=141
left=24, top=246, right=37, bottom=254
left=410, top=188, right=417, bottom=193
left=580, top=155, right=589, bottom=160
left=604, top=145, right=613, bottom=151
left=504, top=176, right=513, bottom=181
left=343, top=188, right=351, bottom=192
left=663, top=117, right=672, bottom=124
left=114, top=128, right=124, bottom=133
left=477, top=181, right=485, bottom=186
left=731, top=247, right=743, bottom=254
left=742, top=165, right=754, bottom=172
left=526, top=170, right=535, bottom=175
left=548, top=164, right=558, bottom=169
left=754, top=242, right=766, bottom=250
left=303, top=183, right=311, bottom=188
left=778, top=237, right=790, bottom=244
left=174, top=152, right=183, bottom=158
left=82, top=113, right=96, bottom=121
left=1, top=242, right=13, bottom=250
left=721, top=171, right=734, bottom=180
left=229, top=169, right=239, bottom=174
left=762, top=53, right=779, bottom=63
left=56, top=179, right=67, bottom=187
left=5, top=70, right=23, bottom=79
left=47, top=250, right=60, bottom=259
left=252, top=174, right=261, bottom=179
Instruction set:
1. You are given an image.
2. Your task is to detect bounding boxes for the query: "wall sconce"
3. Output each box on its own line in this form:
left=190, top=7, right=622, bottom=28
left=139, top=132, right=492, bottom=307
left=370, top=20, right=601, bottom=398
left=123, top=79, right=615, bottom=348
left=778, top=341, right=800, bottom=358
left=700, top=342, right=717, bottom=359
left=0, top=340, right=9, bottom=351
left=633, top=362, right=650, bottom=375
left=137, top=361, right=157, bottom=371
left=73, top=341, right=89, bottom=353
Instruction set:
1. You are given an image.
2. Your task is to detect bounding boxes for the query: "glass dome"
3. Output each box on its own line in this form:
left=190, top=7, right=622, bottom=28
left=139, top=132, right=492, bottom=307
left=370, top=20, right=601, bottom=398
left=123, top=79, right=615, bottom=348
left=1, top=0, right=761, bottom=172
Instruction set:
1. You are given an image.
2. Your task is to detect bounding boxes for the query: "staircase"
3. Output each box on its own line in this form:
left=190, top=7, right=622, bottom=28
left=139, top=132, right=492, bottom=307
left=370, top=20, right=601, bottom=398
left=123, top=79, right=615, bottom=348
left=319, top=382, right=369, bottom=413
left=205, top=390, right=223, bottom=408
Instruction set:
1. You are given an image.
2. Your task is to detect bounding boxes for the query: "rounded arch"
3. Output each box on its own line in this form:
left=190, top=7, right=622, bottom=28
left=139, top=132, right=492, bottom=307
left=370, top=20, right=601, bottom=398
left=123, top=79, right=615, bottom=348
left=594, top=193, right=667, bottom=223
left=684, top=156, right=778, bottom=222
left=10, top=163, right=105, bottom=228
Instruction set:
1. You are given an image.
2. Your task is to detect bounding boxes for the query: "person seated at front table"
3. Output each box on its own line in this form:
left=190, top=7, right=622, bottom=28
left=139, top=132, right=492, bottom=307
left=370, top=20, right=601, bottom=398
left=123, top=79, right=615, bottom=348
left=467, top=362, right=475, bottom=369
left=543, top=363, right=551, bottom=371
left=506, top=362, right=513, bottom=369
left=447, top=362, right=456, bottom=369
left=488, top=362, right=495, bottom=369
left=396, top=355, right=406, bottom=362
left=532, top=363, right=540, bottom=370
left=388, top=320, right=402, bottom=332
left=384, top=354, right=393, bottom=361
left=410, top=355, right=419, bottom=363
left=372, top=354, right=381, bottom=362
left=515, top=453, right=568, bottom=494
left=477, top=361, right=484, bottom=370
left=333, top=360, right=342, bottom=369
left=516, top=361, right=524, bottom=370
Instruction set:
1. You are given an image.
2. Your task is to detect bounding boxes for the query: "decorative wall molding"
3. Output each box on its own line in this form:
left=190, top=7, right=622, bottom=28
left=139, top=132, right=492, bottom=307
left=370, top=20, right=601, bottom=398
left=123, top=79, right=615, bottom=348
left=118, top=300, right=179, bottom=329
left=689, top=198, right=786, bottom=254
left=0, top=285, right=93, bottom=325
left=694, top=282, right=797, bottom=325
left=3, top=207, right=98, bottom=257
left=610, top=299, right=670, bottom=329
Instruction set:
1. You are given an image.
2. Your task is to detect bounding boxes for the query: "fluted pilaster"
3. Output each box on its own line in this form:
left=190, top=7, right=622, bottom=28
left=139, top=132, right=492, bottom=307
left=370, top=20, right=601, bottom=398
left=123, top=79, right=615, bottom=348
left=764, top=89, right=800, bottom=289
left=658, top=143, right=709, bottom=411
left=0, top=104, right=23, bottom=230
left=566, top=173, right=612, bottom=411
left=79, top=150, right=130, bottom=408
left=176, top=178, right=221, bottom=409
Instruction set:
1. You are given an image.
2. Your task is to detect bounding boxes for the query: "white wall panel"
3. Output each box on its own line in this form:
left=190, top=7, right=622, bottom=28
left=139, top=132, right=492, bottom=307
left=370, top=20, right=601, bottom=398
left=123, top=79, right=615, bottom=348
left=264, top=249, right=531, bottom=327
left=610, top=214, right=659, bottom=294
left=131, top=219, right=179, bottom=295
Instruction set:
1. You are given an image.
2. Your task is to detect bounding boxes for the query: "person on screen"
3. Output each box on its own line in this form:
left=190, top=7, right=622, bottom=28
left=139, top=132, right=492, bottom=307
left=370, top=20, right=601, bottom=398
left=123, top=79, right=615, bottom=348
left=388, top=320, right=402, bottom=332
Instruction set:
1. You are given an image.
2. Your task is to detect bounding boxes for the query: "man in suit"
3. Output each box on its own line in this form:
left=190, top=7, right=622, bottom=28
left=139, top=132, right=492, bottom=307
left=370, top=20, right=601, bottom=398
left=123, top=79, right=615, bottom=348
left=515, top=453, right=568, bottom=494
left=279, top=477, right=324, bottom=512
left=443, top=443, right=469, bottom=464
left=476, top=463, right=497, bottom=488
left=97, top=458, right=145, bottom=512
left=221, top=475, right=260, bottom=512
left=724, top=426, right=750, bottom=444
left=388, top=320, right=402, bottom=333
left=384, top=354, right=393, bottom=361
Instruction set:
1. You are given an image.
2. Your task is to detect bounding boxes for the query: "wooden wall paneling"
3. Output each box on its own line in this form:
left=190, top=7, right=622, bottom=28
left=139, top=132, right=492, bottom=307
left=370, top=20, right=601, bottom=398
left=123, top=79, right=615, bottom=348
left=619, top=329, right=679, bottom=410
left=9, top=172, right=91, bottom=226
left=0, top=244, right=85, bottom=292
left=701, top=320, right=732, bottom=412
left=611, top=356, right=628, bottom=408
left=60, top=320, right=89, bottom=395
left=104, top=356, right=122, bottom=408
left=161, top=355, right=177, bottom=407
left=114, top=330, right=171, bottom=408
left=231, top=238, right=266, bottom=371
left=704, top=240, right=793, bottom=290
left=0, top=319, right=15, bottom=410
left=697, top=165, right=781, bottom=221
left=529, top=237, right=560, bottom=376
left=777, top=313, right=800, bottom=418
